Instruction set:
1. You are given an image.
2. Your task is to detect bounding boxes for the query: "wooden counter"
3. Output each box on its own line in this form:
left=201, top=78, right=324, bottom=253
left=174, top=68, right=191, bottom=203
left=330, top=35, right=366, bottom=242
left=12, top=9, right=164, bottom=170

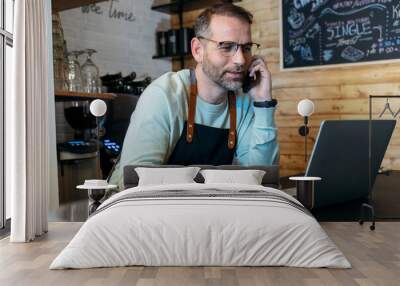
left=55, top=90, right=116, bottom=101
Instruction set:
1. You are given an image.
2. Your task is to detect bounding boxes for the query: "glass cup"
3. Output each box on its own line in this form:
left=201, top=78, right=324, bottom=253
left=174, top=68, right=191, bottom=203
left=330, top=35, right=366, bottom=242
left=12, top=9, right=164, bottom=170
left=81, top=49, right=102, bottom=93
left=66, top=50, right=84, bottom=92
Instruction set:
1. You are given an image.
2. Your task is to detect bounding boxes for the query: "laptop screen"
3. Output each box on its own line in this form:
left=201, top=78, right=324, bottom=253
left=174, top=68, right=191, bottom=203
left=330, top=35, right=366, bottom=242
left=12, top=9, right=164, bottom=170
left=305, top=120, right=396, bottom=209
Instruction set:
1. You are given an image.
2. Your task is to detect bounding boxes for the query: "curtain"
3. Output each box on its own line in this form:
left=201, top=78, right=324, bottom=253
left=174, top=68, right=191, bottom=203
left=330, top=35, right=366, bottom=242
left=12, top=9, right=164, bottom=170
left=45, top=0, right=59, bottom=218
left=8, top=0, right=58, bottom=242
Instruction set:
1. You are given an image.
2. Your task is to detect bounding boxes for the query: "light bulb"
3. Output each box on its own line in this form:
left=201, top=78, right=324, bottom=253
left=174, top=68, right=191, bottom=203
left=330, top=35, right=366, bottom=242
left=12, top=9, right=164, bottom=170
left=90, top=99, right=107, bottom=117
left=297, top=99, right=314, bottom=117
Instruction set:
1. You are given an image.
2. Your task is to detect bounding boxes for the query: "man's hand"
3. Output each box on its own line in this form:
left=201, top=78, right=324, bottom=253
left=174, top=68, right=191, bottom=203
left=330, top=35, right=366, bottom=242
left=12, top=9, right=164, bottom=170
left=247, top=56, right=272, bottom=101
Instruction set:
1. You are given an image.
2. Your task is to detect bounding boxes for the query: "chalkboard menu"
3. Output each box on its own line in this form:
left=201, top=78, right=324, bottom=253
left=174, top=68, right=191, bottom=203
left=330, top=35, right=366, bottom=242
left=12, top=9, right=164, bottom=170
left=281, top=0, right=400, bottom=69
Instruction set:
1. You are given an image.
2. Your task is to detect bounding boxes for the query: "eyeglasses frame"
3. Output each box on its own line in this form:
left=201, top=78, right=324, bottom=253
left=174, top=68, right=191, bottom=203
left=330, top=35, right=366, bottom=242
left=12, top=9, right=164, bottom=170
left=197, top=36, right=261, bottom=57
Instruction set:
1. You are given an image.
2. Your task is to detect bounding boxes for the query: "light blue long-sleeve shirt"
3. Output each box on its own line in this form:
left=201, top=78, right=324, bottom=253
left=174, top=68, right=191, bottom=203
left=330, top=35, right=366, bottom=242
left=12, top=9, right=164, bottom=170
left=109, top=69, right=279, bottom=188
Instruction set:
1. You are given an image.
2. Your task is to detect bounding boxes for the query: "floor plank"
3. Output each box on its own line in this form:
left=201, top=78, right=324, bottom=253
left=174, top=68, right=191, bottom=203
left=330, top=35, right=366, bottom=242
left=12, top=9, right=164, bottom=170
left=0, top=222, right=399, bottom=286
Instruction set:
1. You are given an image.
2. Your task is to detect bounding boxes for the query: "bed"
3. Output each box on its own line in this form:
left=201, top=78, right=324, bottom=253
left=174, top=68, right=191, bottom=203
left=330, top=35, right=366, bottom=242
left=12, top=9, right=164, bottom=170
left=50, top=165, right=351, bottom=269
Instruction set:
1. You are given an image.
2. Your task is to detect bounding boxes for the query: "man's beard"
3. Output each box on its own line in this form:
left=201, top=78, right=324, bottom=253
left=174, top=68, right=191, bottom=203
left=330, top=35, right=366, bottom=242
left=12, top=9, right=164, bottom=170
left=202, top=54, right=245, bottom=91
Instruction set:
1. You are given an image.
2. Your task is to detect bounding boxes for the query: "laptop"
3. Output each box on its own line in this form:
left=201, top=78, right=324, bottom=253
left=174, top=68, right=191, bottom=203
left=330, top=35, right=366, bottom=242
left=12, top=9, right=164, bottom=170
left=305, top=120, right=396, bottom=209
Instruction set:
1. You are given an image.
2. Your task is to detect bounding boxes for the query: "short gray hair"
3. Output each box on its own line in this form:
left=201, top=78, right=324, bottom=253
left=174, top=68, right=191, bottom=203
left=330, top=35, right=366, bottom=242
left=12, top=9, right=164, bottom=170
left=194, top=3, right=253, bottom=37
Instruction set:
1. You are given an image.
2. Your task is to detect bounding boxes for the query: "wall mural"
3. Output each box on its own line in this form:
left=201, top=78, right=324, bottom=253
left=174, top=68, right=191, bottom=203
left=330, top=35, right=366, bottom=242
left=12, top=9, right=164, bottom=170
left=281, top=0, right=400, bottom=69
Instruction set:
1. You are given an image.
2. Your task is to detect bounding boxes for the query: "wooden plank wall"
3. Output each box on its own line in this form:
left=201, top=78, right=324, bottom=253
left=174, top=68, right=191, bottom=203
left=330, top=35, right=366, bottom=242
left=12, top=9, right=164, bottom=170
left=172, top=0, right=400, bottom=176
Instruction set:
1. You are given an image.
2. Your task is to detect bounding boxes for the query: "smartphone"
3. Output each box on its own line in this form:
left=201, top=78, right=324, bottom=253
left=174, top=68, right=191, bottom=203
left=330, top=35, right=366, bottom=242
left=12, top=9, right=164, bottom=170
left=242, top=70, right=259, bottom=93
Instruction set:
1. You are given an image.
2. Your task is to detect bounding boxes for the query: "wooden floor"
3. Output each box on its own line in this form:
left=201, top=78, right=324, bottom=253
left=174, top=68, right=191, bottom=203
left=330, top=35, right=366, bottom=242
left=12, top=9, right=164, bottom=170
left=0, top=222, right=399, bottom=286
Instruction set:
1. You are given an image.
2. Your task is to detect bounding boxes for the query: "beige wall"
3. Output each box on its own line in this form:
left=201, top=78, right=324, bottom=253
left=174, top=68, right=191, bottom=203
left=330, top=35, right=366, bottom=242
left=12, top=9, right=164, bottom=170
left=173, top=0, right=400, bottom=176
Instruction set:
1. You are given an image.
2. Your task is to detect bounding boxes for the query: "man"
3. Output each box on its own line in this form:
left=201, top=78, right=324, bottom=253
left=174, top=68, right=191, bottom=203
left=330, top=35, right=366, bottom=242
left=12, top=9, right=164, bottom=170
left=109, top=3, right=279, bottom=188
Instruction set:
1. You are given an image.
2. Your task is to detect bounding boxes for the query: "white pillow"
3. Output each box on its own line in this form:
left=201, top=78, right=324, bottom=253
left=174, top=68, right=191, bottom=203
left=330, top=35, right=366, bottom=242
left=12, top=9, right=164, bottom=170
left=200, top=169, right=266, bottom=185
left=135, top=167, right=200, bottom=186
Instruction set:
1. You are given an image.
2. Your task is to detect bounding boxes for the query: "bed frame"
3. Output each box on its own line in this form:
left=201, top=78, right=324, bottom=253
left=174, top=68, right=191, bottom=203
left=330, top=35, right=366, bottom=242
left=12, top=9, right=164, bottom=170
left=123, top=165, right=280, bottom=189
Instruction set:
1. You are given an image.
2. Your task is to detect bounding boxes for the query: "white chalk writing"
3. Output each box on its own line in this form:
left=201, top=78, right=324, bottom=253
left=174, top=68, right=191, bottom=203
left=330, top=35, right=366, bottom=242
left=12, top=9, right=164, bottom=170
left=293, top=0, right=312, bottom=10
left=393, top=3, right=400, bottom=20
left=326, top=18, right=372, bottom=41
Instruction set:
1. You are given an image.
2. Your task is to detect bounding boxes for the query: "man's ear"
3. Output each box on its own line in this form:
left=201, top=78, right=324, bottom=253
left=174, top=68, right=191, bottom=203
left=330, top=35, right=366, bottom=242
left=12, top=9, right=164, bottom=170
left=191, top=37, right=203, bottom=64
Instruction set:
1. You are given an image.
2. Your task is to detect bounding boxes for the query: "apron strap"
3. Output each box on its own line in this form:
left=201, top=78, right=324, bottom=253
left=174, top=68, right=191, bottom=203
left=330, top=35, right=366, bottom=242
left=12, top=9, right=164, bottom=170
left=186, top=70, right=197, bottom=143
left=227, top=91, right=236, bottom=150
left=186, top=69, right=236, bottom=149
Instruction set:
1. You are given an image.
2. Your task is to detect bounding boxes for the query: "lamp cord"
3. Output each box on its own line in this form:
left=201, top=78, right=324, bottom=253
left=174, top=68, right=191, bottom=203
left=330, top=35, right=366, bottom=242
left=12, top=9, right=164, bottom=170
left=96, top=117, right=101, bottom=179
left=304, top=116, right=308, bottom=163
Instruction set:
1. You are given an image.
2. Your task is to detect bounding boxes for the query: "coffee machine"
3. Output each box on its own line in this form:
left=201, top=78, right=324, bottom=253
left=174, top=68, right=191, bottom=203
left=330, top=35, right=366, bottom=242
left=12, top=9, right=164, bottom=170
left=57, top=101, right=98, bottom=159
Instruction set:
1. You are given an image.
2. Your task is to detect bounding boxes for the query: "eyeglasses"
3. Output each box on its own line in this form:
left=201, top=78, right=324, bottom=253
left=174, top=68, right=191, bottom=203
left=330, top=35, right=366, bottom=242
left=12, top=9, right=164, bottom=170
left=197, top=36, right=261, bottom=57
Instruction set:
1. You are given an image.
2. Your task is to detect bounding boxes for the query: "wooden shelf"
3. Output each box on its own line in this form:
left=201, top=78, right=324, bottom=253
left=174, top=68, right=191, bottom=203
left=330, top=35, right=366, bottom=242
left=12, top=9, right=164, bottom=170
left=55, top=90, right=116, bottom=101
left=52, top=0, right=108, bottom=12
left=151, top=0, right=241, bottom=15
left=152, top=53, right=192, bottom=60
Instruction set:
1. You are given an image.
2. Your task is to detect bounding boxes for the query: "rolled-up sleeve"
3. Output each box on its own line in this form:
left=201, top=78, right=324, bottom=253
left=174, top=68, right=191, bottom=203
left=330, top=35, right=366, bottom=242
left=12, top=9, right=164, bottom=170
left=108, top=85, right=172, bottom=188
left=235, top=103, right=279, bottom=166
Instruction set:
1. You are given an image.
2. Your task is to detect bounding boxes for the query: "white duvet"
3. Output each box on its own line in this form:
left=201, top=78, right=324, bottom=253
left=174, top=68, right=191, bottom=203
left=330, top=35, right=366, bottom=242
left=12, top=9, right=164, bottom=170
left=50, top=183, right=351, bottom=269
